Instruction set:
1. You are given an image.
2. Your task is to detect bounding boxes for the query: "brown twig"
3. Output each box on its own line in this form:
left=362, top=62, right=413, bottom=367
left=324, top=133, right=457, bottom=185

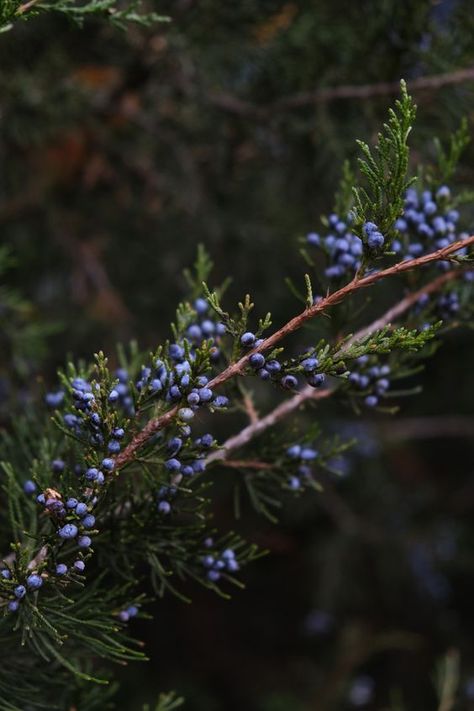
left=15, top=0, right=41, bottom=15
left=115, top=236, right=474, bottom=470
left=206, top=387, right=332, bottom=465
left=242, top=391, right=260, bottom=425
left=207, top=67, right=474, bottom=119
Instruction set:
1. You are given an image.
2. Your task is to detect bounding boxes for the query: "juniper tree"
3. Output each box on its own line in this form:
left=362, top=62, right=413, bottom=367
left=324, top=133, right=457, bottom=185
left=0, top=74, right=473, bottom=709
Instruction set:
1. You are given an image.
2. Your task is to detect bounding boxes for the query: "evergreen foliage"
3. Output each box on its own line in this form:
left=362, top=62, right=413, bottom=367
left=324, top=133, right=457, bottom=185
left=1, top=3, right=474, bottom=708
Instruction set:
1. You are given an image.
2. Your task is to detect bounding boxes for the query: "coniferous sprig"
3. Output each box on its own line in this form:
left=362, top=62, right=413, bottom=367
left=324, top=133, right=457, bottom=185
left=0, top=0, right=169, bottom=32
left=351, top=80, right=417, bottom=256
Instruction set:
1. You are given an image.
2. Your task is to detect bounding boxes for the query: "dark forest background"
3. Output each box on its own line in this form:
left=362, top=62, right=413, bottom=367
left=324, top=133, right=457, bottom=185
left=2, top=1, right=474, bottom=708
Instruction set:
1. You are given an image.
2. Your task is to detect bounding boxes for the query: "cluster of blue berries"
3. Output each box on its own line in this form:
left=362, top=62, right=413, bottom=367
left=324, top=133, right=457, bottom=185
left=135, top=351, right=229, bottom=414
left=306, top=213, right=364, bottom=280
left=157, top=432, right=215, bottom=514
left=185, top=297, right=226, bottom=360
left=305, top=185, right=467, bottom=283
left=347, top=355, right=391, bottom=408
left=201, top=539, right=239, bottom=582
left=240, top=332, right=326, bottom=390
left=108, top=368, right=135, bottom=415
left=393, top=186, right=462, bottom=264
left=1, top=568, right=44, bottom=612
left=35, top=489, right=96, bottom=551
left=286, top=443, right=319, bottom=490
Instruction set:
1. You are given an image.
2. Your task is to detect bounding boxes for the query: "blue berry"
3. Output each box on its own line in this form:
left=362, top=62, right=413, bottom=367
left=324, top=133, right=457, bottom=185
left=213, top=395, right=229, bottom=408
left=23, top=480, right=36, bottom=495
left=301, top=448, right=318, bottom=460
left=75, top=502, right=88, bottom=516
left=108, top=440, right=121, bottom=453
left=289, top=476, right=301, bottom=490
left=240, top=332, right=256, bottom=347
left=26, top=574, right=43, bottom=590
left=1, top=569, right=11, bottom=579
left=365, top=395, right=378, bottom=407
left=158, top=501, right=171, bottom=515
left=14, top=585, right=26, bottom=599
left=101, top=458, right=115, bottom=471
left=178, top=407, right=195, bottom=421
left=85, top=467, right=99, bottom=482
left=194, top=297, right=208, bottom=314
left=45, top=391, right=65, bottom=408
left=249, top=353, right=265, bottom=369
left=367, top=231, right=384, bottom=249
left=36, top=493, right=46, bottom=505
left=200, top=433, right=213, bottom=448
left=207, top=570, right=220, bottom=582
left=127, top=605, right=139, bottom=617
left=59, top=523, right=78, bottom=539
left=74, top=560, right=85, bottom=572
left=363, top=222, right=379, bottom=235
left=56, top=564, right=68, bottom=575
left=198, top=387, right=213, bottom=402
left=266, top=359, right=281, bottom=374
left=286, top=445, right=301, bottom=458
left=165, top=458, right=181, bottom=472
left=78, top=536, right=92, bottom=549
left=301, top=357, right=318, bottom=372
left=187, top=391, right=200, bottom=406
left=7, top=600, right=19, bottom=612
left=66, top=497, right=78, bottom=509
left=51, top=459, right=65, bottom=473
left=307, top=373, right=325, bottom=388
left=113, top=428, right=125, bottom=439
left=307, top=232, right=320, bottom=246
left=281, top=374, right=298, bottom=389
left=82, top=515, right=96, bottom=529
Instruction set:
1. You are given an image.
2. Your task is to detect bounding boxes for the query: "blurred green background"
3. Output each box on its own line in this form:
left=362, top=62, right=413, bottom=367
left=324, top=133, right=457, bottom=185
left=2, top=0, right=474, bottom=708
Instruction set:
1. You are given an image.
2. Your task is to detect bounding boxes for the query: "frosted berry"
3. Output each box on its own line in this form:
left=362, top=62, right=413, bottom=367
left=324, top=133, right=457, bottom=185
left=59, top=523, right=78, bottom=539
left=26, top=574, right=43, bottom=590
left=240, top=332, right=256, bottom=347
left=23, top=480, right=36, bottom=495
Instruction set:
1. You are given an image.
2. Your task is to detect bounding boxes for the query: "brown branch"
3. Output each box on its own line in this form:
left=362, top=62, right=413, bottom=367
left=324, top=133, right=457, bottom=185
left=242, top=391, right=260, bottom=425
left=206, top=387, right=332, bottom=465
left=115, top=236, right=474, bottom=470
left=207, top=67, right=474, bottom=118
left=15, top=0, right=41, bottom=15
left=219, top=459, right=273, bottom=470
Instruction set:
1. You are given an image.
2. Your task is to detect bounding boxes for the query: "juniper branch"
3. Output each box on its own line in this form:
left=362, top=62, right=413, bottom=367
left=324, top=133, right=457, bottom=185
left=115, top=236, right=474, bottom=469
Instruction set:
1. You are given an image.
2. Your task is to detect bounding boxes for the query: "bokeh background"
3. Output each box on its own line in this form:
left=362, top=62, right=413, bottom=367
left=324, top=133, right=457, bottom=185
left=1, top=1, right=474, bottom=708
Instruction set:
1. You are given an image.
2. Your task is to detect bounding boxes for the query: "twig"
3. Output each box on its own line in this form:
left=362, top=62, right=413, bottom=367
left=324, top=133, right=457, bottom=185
left=207, top=67, right=474, bottom=119
left=115, top=236, right=474, bottom=470
left=218, top=459, right=273, bottom=470
left=242, top=391, right=260, bottom=425
left=206, top=387, right=332, bottom=465
left=15, top=0, right=41, bottom=15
